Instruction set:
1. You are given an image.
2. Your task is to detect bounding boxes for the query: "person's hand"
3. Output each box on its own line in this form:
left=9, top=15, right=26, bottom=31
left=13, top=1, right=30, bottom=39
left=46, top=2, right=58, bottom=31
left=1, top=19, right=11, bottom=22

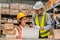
left=40, top=27, right=44, bottom=30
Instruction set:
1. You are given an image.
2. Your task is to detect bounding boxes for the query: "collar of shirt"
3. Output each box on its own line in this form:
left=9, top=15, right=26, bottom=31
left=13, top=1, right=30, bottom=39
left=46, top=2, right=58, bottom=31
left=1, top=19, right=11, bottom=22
left=36, top=12, right=44, bottom=17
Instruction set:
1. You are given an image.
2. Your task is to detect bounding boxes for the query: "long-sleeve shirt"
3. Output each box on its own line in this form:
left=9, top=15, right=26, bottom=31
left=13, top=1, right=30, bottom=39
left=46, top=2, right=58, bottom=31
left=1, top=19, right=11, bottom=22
left=32, top=12, right=52, bottom=30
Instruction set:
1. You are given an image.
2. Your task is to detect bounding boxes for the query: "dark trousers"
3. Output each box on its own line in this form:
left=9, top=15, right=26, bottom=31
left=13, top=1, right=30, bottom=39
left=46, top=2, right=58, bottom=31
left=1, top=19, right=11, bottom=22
left=54, top=20, right=56, bottom=29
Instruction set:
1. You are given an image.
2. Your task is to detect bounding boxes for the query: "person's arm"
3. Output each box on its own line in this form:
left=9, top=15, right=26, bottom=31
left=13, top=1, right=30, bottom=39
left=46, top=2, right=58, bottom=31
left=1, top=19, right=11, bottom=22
left=44, top=14, right=52, bottom=30
left=15, top=28, right=21, bottom=39
left=54, top=16, right=59, bottom=24
left=32, top=14, right=40, bottom=29
left=15, top=27, right=18, bottom=35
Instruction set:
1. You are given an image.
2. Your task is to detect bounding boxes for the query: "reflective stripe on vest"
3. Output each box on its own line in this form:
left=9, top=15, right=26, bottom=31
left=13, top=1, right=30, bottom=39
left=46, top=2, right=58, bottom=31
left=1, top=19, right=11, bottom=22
left=35, top=12, right=50, bottom=37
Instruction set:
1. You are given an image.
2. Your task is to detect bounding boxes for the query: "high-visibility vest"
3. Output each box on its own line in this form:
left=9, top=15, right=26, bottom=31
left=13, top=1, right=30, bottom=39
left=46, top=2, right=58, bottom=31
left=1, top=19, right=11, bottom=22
left=35, top=12, right=50, bottom=37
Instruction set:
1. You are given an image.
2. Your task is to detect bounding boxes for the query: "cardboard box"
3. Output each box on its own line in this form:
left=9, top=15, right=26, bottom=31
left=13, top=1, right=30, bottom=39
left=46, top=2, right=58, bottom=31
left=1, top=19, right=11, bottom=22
left=6, top=34, right=16, bottom=40
left=19, top=4, right=29, bottom=9
left=1, top=20, right=7, bottom=23
left=2, top=3, right=9, bottom=8
left=7, top=19, right=13, bottom=23
left=1, top=18, right=7, bottom=23
left=4, top=23, right=14, bottom=29
left=13, top=20, right=18, bottom=23
left=27, top=18, right=32, bottom=22
left=10, top=9, right=19, bottom=15
left=1, top=8, right=10, bottom=14
left=6, top=35, right=16, bottom=40
left=3, top=29, right=16, bottom=35
left=6, top=38, right=17, bottom=40
left=10, top=3, right=19, bottom=9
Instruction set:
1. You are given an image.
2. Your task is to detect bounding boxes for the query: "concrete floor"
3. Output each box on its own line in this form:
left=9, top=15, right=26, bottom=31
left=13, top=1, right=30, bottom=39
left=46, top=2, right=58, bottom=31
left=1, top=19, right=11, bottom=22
left=0, top=35, right=60, bottom=40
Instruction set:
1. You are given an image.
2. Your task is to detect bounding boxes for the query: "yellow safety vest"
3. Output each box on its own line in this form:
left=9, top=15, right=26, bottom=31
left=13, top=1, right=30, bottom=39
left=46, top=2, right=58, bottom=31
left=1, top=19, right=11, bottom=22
left=35, top=12, right=50, bottom=37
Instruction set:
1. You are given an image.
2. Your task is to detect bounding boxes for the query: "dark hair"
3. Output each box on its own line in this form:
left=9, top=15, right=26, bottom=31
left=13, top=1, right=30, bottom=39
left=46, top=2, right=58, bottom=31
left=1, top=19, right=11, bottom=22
left=18, top=16, right=27, bottom=26
left=18, top=17, right=23, bottom=25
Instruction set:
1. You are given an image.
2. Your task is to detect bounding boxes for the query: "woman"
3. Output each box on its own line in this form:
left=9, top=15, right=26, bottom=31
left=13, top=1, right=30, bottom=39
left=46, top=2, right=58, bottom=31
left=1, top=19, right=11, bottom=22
left=16, top=12, right=30, bottom=39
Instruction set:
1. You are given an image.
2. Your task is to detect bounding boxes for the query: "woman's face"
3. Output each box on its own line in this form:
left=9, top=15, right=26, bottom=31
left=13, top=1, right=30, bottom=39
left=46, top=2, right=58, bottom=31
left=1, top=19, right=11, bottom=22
left=21, top=17, right=27, bottom=25
left=35, top=8, right=44, bottom=15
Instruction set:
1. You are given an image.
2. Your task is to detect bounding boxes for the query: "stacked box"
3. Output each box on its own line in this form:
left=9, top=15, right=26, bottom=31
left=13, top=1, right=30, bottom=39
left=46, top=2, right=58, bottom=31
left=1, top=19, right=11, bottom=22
left=1, top=8, right=10, bottom=14
left=10, top=3, right=19, bottom=9
left=45, top=1, right=52, bottom=10
left=3, top=23, right=16, bottom=35
left=10, top=3, right=19, bottom=15
left=19, top=4, right=29, bottom=9
left=27, top=17, right=32, bottom=22
left=10, top=9, right=19, bottom=15
left=1, top=20, right=7, bottom=23
left=4, top=23, right=14, bottom=29
left=6, top=35, right=16, bottom=40
left=3, top=29, right=16, bottom=35
left=1, top=18, right=7, bottom=23
left=1, top=3, right=9, bottom=14
left=13, top=20, right=18, bottom=23
left=2, top=3, right=9, bottom=8
left=7, top=19, right=13, bottom=23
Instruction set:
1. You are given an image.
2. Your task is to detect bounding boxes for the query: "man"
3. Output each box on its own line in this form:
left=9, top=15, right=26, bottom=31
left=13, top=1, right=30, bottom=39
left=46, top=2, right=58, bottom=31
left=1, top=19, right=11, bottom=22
left=32, top=1, right=52, bottom=38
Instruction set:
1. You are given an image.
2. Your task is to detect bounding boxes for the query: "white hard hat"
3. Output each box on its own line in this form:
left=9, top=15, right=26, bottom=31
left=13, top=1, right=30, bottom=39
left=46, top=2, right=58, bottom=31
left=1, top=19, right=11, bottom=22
left=33, top=1, right=44, bottom=9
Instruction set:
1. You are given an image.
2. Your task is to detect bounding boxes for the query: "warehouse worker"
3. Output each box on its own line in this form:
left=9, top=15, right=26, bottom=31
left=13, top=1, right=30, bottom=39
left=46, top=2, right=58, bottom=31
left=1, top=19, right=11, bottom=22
left=32, top=1, right=52, bottom=38
left=16, top=12, right=30, bottom=39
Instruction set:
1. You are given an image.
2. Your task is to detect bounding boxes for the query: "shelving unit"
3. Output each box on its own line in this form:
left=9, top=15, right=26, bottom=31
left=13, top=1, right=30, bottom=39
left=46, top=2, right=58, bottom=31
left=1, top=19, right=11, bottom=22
left=46, top=3, right=60, bottom=13
left=46, top=2, right=60, bottom=29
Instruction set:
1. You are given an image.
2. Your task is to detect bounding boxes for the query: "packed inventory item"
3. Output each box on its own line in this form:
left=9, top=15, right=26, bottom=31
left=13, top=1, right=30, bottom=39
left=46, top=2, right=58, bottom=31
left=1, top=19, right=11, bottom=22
left=6, top=35, right=16, bottom=38
left=1, top=8, right=10, bottom=14
left=1, top=18, right=7, bottom=23
left=19, top=4, right=29, bottom=9
left=10, top=3, right=19, bottom=9
left=10, top=9, right=19, bottom=15
left=12, top=18, right=18, bottom=24
left=4, top=23, right=14, bottom=29
left=3, top=29, right=16, bottom=35
left=2, top=3, right=9, bottom=8
left=6, top=35, right=16, bottom=40
left=3, top=23, right=16, bottom=35
left=7, top=19, right=13, bottom=23
left=27, top=17, right=32, bottom=22
left=1, top=20, right=7, bottom=23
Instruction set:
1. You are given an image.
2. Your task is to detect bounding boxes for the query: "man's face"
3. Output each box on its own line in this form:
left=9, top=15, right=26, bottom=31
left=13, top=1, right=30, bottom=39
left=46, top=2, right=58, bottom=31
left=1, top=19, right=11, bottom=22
left=35, top=8, right=44, bottom=15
